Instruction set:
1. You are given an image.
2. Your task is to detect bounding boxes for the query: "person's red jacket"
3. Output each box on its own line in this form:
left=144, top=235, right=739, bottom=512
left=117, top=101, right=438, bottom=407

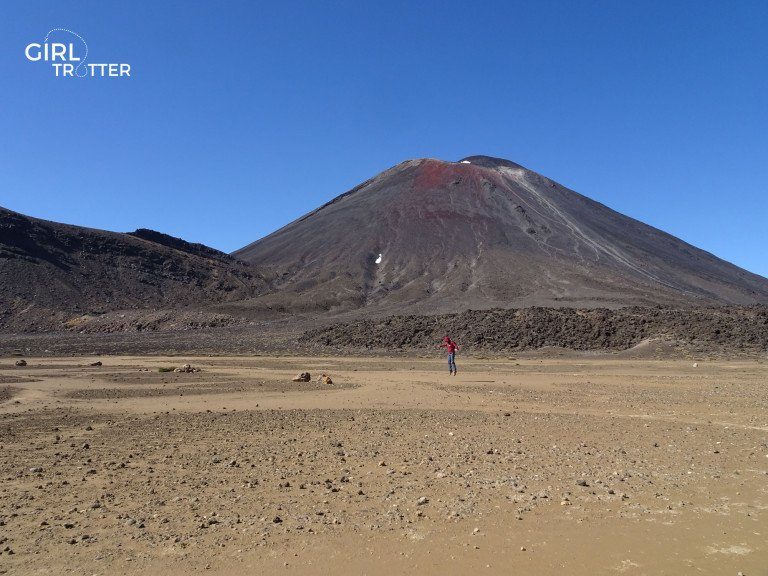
left=440, top=340, right=459, bottom=354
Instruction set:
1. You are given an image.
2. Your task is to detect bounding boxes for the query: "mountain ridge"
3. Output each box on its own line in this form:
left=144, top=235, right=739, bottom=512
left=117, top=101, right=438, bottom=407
left=0, top=206, right=266, bottom=331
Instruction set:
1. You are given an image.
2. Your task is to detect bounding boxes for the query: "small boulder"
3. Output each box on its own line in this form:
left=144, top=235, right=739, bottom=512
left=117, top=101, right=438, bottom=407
left=174, top=364, right=198, bottom=373
left=317, top=373, right=333, bottom=385
left=292, top=372, right=311, bottom=382
left=89, top=361, right=102, bottom=367
left=15, top=359, right=27, bottom=367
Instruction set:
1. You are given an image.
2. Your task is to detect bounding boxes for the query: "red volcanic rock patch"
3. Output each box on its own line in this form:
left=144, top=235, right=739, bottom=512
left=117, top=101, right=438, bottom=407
left=412, top=159, right=481, bottom=192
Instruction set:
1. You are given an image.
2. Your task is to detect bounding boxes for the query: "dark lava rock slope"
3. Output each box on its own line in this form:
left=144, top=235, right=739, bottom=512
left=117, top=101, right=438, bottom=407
left=302, top=306, right=768, bottom=354
left=0, top=207, right=265, bottom=331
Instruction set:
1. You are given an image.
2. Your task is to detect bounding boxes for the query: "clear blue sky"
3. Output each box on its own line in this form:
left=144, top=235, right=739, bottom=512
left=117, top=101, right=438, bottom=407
left=1, top=0, right=766, bottom=276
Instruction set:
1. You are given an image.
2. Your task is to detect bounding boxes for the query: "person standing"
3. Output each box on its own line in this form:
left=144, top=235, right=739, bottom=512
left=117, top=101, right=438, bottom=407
left=439, top=335, right=460, bottom=375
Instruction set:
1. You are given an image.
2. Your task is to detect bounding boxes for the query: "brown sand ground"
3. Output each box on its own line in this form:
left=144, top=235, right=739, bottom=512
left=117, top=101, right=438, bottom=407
left=0, top=355, right=766, bottom=575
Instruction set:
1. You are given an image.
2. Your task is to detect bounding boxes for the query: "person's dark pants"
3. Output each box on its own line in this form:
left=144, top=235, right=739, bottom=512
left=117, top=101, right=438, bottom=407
left=448, top=352, right=456, bottom=374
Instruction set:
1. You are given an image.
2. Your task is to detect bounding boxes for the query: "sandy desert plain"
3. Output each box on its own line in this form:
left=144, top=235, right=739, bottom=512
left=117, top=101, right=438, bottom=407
left=1, top=353, right=767, bottom=575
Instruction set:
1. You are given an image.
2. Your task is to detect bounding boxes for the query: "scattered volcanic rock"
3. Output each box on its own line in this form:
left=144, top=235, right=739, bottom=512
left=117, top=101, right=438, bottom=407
left=235, top=156, right=768, bottom=314
left=174, top=364, right=199, bottom=373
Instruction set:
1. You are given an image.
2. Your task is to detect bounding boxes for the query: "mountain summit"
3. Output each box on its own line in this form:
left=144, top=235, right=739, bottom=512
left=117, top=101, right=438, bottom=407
left=234, top=156, right=768, bottom=314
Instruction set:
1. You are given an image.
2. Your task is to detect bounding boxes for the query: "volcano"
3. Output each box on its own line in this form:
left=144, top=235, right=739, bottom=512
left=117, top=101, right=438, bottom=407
left=234, top=155, right=768, bottom=314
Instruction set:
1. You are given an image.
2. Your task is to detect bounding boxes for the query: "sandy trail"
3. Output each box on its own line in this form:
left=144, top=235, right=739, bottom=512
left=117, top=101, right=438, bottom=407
left=1, top=356, right=766, bottom=575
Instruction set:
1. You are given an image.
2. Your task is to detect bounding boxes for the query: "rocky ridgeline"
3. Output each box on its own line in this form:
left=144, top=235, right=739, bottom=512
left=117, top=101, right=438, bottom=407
left=0, top=207, right=267, bottom=333
left=301, top=306, right=768, bottom=353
